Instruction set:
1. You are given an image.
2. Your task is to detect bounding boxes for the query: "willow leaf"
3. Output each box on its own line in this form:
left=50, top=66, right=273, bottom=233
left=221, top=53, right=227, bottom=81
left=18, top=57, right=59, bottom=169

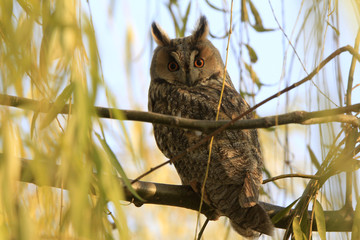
left=314, top=200, right=326, bottom=240
left=307, top=145, right=321, bottom=170
left=272, top=198, right=300, bottom=224
left=40, top=82, right=75, bottom=129
left=96, top=133, right=145, bottom=202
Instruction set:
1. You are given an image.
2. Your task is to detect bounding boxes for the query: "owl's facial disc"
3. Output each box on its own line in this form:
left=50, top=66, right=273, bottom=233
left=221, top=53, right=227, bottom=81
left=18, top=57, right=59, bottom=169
left=150, top=16, right=225, bottom=88
left=167, top=48, right=203, bottom=87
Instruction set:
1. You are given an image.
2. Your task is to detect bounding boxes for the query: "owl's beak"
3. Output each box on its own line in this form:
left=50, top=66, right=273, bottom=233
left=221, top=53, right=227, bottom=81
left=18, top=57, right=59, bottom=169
left=185, top=69, right=192, bottom=87
left=184, top=63, right=197, bottom=87
left=185, top=72, right=200, bottom=87
left=185, top=75, right=191, bottom=87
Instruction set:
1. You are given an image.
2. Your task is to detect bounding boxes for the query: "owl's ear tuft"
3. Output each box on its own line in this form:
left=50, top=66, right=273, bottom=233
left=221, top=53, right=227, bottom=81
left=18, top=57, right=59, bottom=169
left=151, top=22, right=170, bottom=46
left=192, top=16, right=209, bottom=42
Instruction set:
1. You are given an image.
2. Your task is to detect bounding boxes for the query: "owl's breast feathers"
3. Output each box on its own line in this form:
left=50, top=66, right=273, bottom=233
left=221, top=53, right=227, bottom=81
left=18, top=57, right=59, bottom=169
left=149, top=80, right=273, bottom=236
left=150, top=81, right=261, bottom=179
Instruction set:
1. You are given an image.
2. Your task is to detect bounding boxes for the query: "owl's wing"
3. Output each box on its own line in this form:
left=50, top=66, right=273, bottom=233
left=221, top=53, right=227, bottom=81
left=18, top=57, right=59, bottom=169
left=239, top=173, right=260, bottom=207
left=218, top=90, right=263, bottom=206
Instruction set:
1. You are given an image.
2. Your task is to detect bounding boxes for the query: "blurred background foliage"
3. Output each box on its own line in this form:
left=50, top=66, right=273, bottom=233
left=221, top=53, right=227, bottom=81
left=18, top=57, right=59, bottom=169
left=0, top=0, right=359, bottom=239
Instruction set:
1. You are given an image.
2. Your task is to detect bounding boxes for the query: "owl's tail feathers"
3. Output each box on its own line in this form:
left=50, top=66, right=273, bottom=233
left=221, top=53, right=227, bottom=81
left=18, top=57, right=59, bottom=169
left=229, top=204, right=274, bottom=238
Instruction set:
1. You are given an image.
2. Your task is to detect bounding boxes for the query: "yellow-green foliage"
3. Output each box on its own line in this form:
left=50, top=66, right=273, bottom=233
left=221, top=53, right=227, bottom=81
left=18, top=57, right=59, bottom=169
left=0, top=1, right=129, bottom=239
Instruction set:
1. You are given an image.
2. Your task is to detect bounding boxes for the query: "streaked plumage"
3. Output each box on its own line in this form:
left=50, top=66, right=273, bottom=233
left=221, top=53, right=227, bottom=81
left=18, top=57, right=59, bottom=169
left=148, top=16, right=273, bottom=238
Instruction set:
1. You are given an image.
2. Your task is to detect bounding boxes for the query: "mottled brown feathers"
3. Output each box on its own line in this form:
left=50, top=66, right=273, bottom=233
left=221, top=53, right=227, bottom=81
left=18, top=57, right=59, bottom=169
left=148, top=16, right=274, bottom=238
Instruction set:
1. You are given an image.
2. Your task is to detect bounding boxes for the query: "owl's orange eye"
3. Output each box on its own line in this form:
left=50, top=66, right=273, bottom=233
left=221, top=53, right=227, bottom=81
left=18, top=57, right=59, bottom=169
left=194, top=57, right=204, bottom=68
left=168, top=61, right=179, bottom=72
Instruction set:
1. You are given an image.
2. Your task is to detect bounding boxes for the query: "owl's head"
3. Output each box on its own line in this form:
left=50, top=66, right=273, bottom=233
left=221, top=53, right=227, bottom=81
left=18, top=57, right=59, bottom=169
left=150, top=16, right=226, bottom=87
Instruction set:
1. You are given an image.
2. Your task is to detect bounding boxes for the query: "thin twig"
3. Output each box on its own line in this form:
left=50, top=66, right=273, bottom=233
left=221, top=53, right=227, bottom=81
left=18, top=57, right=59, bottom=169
left=131, top=161, right=170, bottom=184
left=262, top=174, right=320, bottom=184
left=268, top=0, right=308, bottom=74
left=308, top=192, right=319, bottom=240
left=197, top=218, right=210, bottom=240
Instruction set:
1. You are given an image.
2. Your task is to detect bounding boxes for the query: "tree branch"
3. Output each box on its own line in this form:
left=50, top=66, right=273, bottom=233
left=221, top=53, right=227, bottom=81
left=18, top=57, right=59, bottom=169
left=262, top=174, right=320, bottom=184
left=124, top=180, right=354, bottom=232
left=15, top=155, right=354, bottom=232
left=0, top=93, right=359, bottom=130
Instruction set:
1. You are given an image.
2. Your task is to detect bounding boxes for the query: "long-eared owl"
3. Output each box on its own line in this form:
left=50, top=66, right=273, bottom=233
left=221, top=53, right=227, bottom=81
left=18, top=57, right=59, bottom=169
left=148, top=16, right=273, bottom=238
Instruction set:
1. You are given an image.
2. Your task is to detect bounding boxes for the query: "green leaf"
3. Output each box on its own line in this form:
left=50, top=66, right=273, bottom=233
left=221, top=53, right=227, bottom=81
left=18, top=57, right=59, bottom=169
left=251, top=24, right=275, bottom=32
left=264, top=127, right=276, bottom=132
left=40, top=82, right=75, bottom=129
left=326, top=20, right=340, bottom=36
left=300, top=206, right=310, bottom=238
left=307, top=145, right=321, bottom=170
left=102, top=96, right=137, bottom=165
left=116, top=111, right=137, bottom=164
left=204, top=0, right=226, bottom=13
left=293, top=216, right=305, bottom=240
left=1, top=0, right=13, bottom=23
left=241, top=0, right=248, bottom=22
left=243, top=62, right=262, bottom=88
left=239, top=89, right=255, bottom=98
left=30, top=111, right=39, bottom=139
left=272, top=198, right=300, bottom=224
left=245, top=44, right=258, bottom=63
left=352, top=198, right=360, bottom=240
left=96, top=133, right=145, bottom=202
left=314, top=200, right=326, bottom=240
left=247, top=0, right=262, bottom=27
left=247, top=0, right=275, bottom=32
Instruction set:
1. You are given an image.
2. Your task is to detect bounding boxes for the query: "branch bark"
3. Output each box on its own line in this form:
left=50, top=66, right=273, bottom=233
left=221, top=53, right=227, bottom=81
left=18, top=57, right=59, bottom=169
left=0, top=93, right=359, bottom=130
left=123, top=180, right=354, bottom=232
left=16, top=155, right=354, bottom=232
